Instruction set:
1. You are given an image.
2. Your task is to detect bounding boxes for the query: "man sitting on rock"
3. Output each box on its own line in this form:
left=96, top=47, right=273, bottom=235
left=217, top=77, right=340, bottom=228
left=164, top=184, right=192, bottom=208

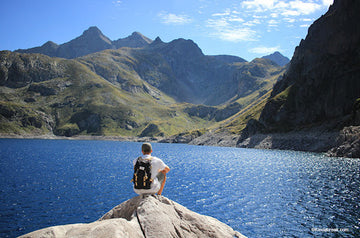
left=132, top=143, right=170, bottom=196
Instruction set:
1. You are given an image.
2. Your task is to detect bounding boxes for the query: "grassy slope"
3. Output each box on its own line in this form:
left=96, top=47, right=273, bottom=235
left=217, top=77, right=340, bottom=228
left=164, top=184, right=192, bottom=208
left=0, top=50, right=285, bottom=138
left=0, top=52, right=213, bottom=137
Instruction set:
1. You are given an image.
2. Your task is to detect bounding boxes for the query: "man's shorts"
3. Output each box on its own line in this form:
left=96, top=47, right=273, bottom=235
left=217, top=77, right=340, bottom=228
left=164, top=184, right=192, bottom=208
left=156, top=172, right=165, bottom=184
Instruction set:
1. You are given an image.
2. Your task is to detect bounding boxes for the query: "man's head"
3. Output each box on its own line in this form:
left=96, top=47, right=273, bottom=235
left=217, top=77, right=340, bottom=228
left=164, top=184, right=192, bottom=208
left=141, top=143, right=152, bottom=154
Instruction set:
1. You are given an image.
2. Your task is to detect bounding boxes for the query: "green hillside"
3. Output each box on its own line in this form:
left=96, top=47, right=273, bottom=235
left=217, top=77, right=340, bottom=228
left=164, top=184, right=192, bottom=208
left=0, top=42, right=284, bottom=138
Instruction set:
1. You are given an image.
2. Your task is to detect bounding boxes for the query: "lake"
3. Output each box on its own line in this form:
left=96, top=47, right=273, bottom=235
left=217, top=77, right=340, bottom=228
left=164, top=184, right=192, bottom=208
left=0, top=139, right=359, bottom=237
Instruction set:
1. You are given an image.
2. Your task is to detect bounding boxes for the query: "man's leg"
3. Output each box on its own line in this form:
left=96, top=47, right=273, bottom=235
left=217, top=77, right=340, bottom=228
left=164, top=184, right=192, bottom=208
left=156, top=172, right=167, bottom=195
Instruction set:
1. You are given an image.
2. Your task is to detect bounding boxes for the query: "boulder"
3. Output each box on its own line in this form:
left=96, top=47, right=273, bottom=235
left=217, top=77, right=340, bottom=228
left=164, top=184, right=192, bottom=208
left=19, top=195, right=246, bottom=238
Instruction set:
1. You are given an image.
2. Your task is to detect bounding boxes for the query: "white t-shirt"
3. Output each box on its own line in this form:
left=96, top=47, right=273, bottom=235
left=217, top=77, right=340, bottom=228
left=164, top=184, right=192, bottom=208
left=132, top=155, right=167, bottom=195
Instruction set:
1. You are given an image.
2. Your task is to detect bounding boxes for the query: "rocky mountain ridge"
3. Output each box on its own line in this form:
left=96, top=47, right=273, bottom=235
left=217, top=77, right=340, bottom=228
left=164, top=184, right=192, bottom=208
left=15, top=26, right=153, bottom=59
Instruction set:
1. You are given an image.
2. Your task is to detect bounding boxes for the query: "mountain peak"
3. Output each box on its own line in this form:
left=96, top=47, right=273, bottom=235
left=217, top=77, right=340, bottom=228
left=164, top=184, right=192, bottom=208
left=166, top=38, right=204, bottom=57
left=14, top=27, right=154, bottom=58
left=83, top=26, right=102, bottom=36
left=113, top=31, right=152, bottom=49
left=127, top=31, right=152, bottom=44
left=262, top=51, right=290, bottom=66
left=79, top=26, right=112, bottom=44
left=149, top=36, right=164, bottom=47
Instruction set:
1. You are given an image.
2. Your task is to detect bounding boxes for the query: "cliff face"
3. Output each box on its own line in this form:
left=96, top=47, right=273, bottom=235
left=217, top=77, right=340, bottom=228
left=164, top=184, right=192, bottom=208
left=19, top=195, right=246, bottom=238
left=232, top=0, right=360, bottom=158
left=258, top=0, right=360, bottom=131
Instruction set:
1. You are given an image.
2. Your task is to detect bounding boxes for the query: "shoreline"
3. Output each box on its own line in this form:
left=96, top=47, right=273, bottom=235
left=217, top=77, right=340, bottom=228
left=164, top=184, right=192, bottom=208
left=0, top=133, right=163, bottom=142
left=1, top=126, right=359, bottom=159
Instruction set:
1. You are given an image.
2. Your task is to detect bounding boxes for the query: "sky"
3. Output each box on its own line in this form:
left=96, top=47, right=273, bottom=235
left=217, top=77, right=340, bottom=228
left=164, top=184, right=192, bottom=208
left=0, top=0, right=333, bottom=61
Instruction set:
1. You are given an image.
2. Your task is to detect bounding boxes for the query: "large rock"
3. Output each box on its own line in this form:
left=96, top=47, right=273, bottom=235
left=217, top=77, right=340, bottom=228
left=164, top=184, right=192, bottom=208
left=20, top=195, right=246, bottom=238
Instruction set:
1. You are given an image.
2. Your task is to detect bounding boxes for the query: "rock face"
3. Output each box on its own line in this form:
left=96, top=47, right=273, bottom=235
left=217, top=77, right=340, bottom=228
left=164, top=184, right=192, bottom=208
left=236, top=0, right=360, bottom=158
left=19, top=195, right=246, bottom=238
left=258, top=0, right=360, bottom=131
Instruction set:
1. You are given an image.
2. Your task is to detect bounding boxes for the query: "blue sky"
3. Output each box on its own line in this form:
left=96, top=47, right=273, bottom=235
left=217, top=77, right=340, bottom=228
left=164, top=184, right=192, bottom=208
left=0, top=0, right=333, bottom=61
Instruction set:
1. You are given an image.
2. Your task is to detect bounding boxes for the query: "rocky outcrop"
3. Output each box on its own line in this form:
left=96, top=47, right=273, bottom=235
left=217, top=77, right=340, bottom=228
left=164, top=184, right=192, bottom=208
left=0, top=51, right=66, bottom=88
left=19, top=195, right=246, bottom=238
left=326, top=126, right=360, bottom=158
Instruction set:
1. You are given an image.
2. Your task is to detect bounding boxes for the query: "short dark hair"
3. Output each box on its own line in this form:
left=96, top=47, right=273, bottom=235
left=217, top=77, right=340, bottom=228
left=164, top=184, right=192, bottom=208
left=141, top=143, right=152, bottom=153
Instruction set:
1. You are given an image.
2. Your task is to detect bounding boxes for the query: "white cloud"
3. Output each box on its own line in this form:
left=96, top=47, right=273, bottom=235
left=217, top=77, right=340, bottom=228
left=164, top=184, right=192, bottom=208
left=158, top=13, right=192, bottom=25
left=207, top=19, right=257, bottom=42
left=207, top=18, right=230, bottom=29
left=112, top=0, right=122, bottom=6
left=300, top=24, right=310, bottom=27
left=288, top=0, right=322, bottom=15
left=242, top=0, right=278, bottom=12
left=241, top=0, right=324, bottom=17
left=229, top=17, right=245, bottom=22
left=216, top=28, right=258, bottom=42
left=322, top=0, right=334, bottom=6
left=249, top=46, right=281, bottom=54
left=284, top=18, right=296, bottom=23
left=243, top=19, right=261, bottom=27
left=268, top=19, right=279, bottom=25
left=212, top=9, right=231, bottom=17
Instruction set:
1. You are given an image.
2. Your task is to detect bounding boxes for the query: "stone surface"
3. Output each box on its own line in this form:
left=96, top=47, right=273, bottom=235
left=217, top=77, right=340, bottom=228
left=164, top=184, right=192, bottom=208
left=326, top=126, right=360, bottom=158
left=19, top=195, right=246, bottom=238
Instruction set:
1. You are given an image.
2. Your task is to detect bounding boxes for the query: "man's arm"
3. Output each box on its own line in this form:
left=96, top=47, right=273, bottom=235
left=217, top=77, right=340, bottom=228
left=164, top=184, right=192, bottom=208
left=157, top=166, right=170, bottom=195
left=160, top=166, right=170, bottom=175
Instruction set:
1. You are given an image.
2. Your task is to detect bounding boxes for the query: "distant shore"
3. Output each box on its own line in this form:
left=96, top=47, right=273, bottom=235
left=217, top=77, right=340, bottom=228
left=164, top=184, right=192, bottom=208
left=1, top=126, right=359, bottom=158
left=0, top=133, right=162, bottom=142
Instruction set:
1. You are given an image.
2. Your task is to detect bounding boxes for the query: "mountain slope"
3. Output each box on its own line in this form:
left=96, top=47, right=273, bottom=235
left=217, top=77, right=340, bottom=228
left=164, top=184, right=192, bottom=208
left=1, top=39, right=282, bottom=138
left=0, top=51, right=213, bottom=137
left=1, top=26, right=285, bottom=138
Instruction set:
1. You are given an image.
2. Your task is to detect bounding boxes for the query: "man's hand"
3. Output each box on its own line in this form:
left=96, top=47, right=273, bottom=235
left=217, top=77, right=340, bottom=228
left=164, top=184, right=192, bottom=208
left=159, top=166, right=170, bottom=175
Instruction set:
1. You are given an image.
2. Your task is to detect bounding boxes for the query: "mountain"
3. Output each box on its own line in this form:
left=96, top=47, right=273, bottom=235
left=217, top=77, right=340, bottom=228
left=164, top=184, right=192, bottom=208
left=209, top=55, right=247, bottom=64
left=15, top=27, right=153, bottom=59
left=234, top=0, right=360, bottom=157
left=262, top=51, right=290, bottom=66
left=0, top=30, right=283, bottom=138
left=78, top=37, right=281, bottom=106
left=113, top=31, right=152, bottom=48
left=258, top=0, right=360, bottom=131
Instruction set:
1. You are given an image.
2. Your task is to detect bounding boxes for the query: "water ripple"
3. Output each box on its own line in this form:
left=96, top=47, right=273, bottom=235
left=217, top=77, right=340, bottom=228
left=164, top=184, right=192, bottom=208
left=0, top=140, right=359, bottom=237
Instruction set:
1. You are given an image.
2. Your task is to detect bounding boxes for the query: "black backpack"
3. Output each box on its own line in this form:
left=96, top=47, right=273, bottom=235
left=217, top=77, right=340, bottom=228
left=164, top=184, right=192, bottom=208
left=132, top=157, right=153, bottom=189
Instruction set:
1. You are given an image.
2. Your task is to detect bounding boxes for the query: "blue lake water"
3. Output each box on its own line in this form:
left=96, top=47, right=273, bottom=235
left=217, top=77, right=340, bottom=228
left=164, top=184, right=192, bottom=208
left=0, top=139, right=359, bottom=237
